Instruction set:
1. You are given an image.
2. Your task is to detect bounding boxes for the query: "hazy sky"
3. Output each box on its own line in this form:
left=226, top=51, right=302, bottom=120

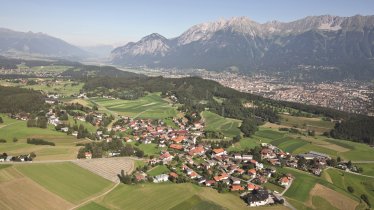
left=1, top=0, right=374, bottom=46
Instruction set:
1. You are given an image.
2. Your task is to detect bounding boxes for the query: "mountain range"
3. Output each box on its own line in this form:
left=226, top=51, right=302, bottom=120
left=111, top=15, right=374, bottom=81
left=0, top=28, right=90, bottom=59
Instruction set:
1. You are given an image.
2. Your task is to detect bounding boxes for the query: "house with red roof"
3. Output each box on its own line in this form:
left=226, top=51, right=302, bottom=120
left=212, top=148, right=227, bottom=157
left=188, top=146, right=205, bottom=156
left=170, top=144, right=183, bottom=150
left=231, top=184, right=245, bottom=191
left=279, top=176, right=290, bottom=186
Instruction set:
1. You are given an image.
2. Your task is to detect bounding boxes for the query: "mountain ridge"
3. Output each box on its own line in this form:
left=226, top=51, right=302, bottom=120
left=0, top=28, right=90, bottom=59
left=111, top=15, right=374, bottom=81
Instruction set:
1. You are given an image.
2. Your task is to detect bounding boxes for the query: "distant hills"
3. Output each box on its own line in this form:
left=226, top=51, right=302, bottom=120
left=111, top=15, right=374, bottom=81
left=0, top=28, right=90, bottom=59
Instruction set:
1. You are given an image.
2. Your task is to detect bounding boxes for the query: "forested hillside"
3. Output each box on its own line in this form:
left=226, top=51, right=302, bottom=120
left=0, top=86, right=45, bottom=113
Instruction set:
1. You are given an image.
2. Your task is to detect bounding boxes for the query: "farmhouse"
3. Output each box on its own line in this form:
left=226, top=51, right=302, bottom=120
left=297, top=151, right=330, bottom=160
left=246, top=189, right=270, bottom=207
left=279, top=176, right=290, bottom=186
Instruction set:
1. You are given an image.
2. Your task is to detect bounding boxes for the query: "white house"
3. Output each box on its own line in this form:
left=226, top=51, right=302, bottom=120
left=153, top=174, right=169, bottom=183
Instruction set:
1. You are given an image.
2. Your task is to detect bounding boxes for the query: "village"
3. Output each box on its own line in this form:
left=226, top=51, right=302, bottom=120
left=89, top=110, right=340, bottom=207
left=1, top=91, right=364, bottom=208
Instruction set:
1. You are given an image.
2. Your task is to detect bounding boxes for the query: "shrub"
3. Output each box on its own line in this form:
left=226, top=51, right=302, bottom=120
left=0, top=139, right=6, bottom=143
left=347, top=186, right=354, bottom=193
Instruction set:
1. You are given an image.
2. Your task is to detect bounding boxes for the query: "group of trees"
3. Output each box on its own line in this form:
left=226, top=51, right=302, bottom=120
left=240, top=118, right=259, bottom=137
left=26, top=138, right=55, bottom=146
left=77, top=139, right=145, bottom=159
left=329, top=115, right=374, bottom=144
left=0, top=86, right=45, bottom=114
left=27, top=117, right=48, bottom=128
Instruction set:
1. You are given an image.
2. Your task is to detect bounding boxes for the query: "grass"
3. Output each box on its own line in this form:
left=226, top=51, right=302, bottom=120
left=201, top=111, right=242, bottom=138
left=280, top=169, right=317, bottom=202
left=137, top=143, right=162, bottom=156
left=97, top=183, right=287, bottom=210
left=228, top=137, right=261, bottom=152
left=99, top=183, right=200, bottom=210
left=326, top=168, right=374, bottom=206
left=169, top=195, right=225, bottom=210
left=312, top=196, right=339, bottom=210
left=134, top=160, right=147, bottom=169
left=66, top=115, right=97, bottom=133
left=16, top=162, right=113, bottom=204
left=280, top=114, right=334, bottom=133
left=255, top=129, right=285, bottom=140
left=78, top=202, right=110, bottom=210
left=263, top=182, right=285, bottom=193
left=147, top=165, right=170, bottom=176
left=0, top=114, right=85, bottom=160
left=90, top=92, right=177, bottom=119
left=356, top=163, right=374, bottom=176
left=0, top=165, right=11, bottom=170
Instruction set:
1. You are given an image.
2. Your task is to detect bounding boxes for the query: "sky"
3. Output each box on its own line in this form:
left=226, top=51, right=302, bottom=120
left=1, top=0, right=374, bottom=46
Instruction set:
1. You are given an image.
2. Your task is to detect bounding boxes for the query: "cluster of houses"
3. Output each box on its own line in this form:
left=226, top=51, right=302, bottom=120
left=0, top=153, right=34, bottom=162
left=125, top=130, right=292, bottom=208
left=260, top=142, right=331, bottom=176
left=108, top=116, right=203, bottom=146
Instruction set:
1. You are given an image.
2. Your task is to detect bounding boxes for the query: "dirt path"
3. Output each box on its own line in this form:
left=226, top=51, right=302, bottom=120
left=69, top=182, right=120, bottom=210
left=0, top=121, right=23, bottom=129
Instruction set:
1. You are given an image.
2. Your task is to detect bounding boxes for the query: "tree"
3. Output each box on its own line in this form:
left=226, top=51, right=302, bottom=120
left=337, top=156, right=341, bottom=163
left=347, top=186, right=354, bottom=193
left=12, top=137, right=18, bottom=142
left=77, top=148, right=86, bottom=159
left=347, top=160, right=352, bottom=168
left=297, top=157, right=307, bottom=169
left=361, top=194, right=371, bottom=207
left=60, top=113, right=69, bottom=121
left=240, top=118, right=258, bottom=137
left=0, top=117, right=3, bottom=123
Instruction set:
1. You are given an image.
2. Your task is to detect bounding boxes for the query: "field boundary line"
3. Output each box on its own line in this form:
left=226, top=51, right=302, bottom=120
left=69, top=182, right=120, bottom=210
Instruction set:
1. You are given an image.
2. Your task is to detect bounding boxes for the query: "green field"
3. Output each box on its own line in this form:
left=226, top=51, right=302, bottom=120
left=66, top=115, right=97, bottom=133
left=280, top=114, right=334, bottom=133
left=16, top=162, right=113, bottom=204
left=147, top=165, right=170, bottom=176
left=324, top=139, right=374, bottom=161
left=244, top=127, right=374, bottom=161
left=277, top=167, right=360, bottom=202
left=170, top=195, right=225, bottom=210
left=201, top=111, right=241, bottom=138
left=0, top=114, right=84, bottom=160
left=78, top=202, right=109, bottom=210
left=90, top=93, right=177, bottom=119
left=0, top=77, right=83, bottom=97
left=312, top=196, right=339, bottom=210
left=356, top=163, right=374, bottom=176
left=95, top=183, right=287, bottom=210
left=326, top=168, right=374, bottom=206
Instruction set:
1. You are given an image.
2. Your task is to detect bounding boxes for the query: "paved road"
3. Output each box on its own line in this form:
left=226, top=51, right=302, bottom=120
left=278, top=178, right=296, bottom=210
left=352, top=160, right=374, bottom=164
left=0, top=156, right=145, bottom=164
left=325, top=166, right=374, bottom=179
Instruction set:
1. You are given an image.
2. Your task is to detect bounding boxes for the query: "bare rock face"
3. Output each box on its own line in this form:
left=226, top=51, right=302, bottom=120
left=111, top=15, right=374, bottom=81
